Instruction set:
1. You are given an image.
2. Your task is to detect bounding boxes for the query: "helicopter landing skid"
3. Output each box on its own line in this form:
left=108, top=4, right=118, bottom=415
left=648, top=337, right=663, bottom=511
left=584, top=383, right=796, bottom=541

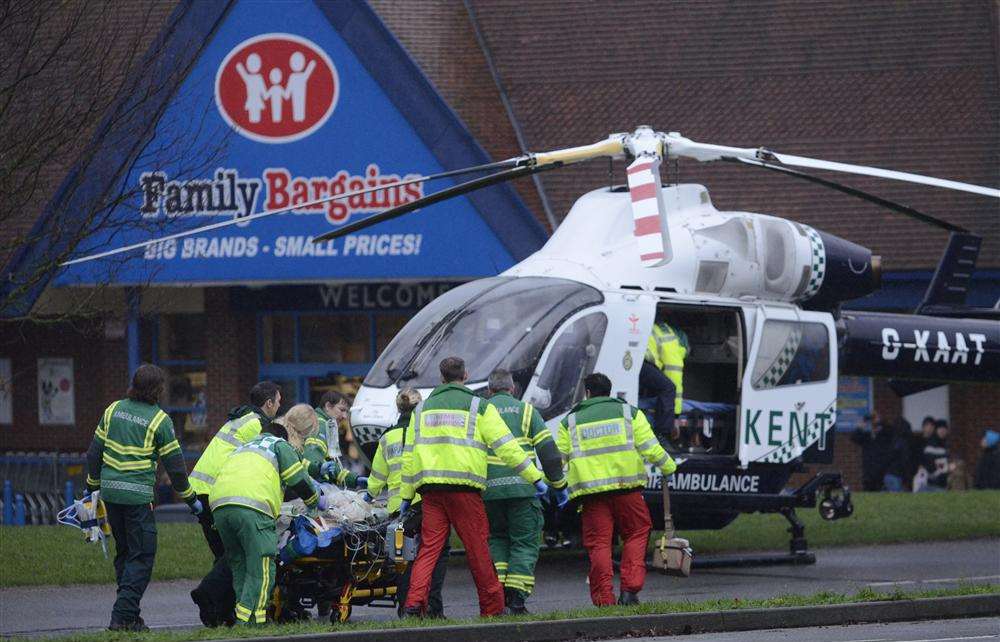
left=688, top=508, right=816, bottom=569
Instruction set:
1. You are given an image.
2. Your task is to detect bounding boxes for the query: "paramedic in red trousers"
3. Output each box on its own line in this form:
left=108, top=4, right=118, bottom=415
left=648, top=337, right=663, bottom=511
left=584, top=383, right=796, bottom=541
left=398, top=356, right=548, bottom=617
left=556, top=373, right=677, bottom=606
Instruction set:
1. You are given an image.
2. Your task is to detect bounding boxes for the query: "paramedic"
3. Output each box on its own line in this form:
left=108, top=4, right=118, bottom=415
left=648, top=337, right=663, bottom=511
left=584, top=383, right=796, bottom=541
left=306, top=390, right=366, bottom=489
left=484, top=368, right=568, bottom=614
left=209, top=404, right=326, bottom=626
left=556, top=372, right=677, bottom=607
left=189, top=381, right=282, bottom=626
left=85, top=364, right=202, bottom=631
left=398, top=356, right=546, bottom=617
left=642, top=320, right=688, bottom=441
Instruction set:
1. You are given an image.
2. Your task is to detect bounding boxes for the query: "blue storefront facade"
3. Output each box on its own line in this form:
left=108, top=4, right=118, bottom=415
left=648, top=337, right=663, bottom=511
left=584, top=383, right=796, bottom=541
left=0, top=0, right=547, bottom=447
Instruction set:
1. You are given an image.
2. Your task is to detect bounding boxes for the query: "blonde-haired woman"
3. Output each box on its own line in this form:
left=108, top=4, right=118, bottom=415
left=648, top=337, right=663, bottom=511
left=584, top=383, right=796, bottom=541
left=367, top=389, right=449, bottom=618
left=210, top=403, right=328, bottom=625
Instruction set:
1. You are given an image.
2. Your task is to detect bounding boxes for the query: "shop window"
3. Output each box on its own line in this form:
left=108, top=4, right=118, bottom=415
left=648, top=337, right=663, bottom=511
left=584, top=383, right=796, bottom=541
left=751, top=320, right=830, bottom=389
left=375, top=313, right=410, bottom=354
left=157, top=314, right=206, bottom=361
left=300, top=314, right=370, bottom=363
left=163, top=365, right=207, bottom=436
left=261, top=315, right=296, bottom=364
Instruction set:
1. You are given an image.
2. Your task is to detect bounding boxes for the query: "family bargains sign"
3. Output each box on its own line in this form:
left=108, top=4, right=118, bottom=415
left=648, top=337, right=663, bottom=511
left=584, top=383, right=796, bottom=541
left=53, top=1, right=539, bottom=287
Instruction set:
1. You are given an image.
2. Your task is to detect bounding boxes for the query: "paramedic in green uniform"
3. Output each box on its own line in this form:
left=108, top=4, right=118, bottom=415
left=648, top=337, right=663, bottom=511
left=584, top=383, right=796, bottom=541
left=85, top=364, right=202, bottom=631
left=306, top=390, right=366, bottom=489
left=483, top=369, right=568, bottom=614
left=209, top=403, right=326, bottom=625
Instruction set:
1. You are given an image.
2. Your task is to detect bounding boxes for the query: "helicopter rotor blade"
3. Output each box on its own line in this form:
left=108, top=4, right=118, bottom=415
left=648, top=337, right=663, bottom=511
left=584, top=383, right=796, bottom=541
left=665, top=134, right=1000, bottom=198
left=58, top=157, right=528, bottom=267
left=728, top=156, right=969, bottom=233
left=312, top=162, right=563, bottom=243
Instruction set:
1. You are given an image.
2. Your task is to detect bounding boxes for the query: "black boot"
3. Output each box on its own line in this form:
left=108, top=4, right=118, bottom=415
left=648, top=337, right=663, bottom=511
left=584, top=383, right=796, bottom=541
left=503, top=588, right=529, bottom=615
left=401, top=606, right=424, bottom=619
left=108, top=617, right=149, bottom=632
left=191, top=588, right=221, bottom=627
left=618, top=591, right=640, bottom=606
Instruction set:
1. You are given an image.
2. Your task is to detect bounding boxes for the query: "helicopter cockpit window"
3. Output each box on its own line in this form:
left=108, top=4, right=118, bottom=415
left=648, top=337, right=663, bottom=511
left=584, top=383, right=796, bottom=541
left=751, top=320, right=830, bottom=389
left=528, top=312, right=608, bottom=420
left=365, top=277, right=604, bottom=390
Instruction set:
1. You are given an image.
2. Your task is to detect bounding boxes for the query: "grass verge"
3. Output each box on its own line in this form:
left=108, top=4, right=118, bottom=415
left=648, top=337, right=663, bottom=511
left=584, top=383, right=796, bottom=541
left=2, top=490, right=997, bottom=587
left=41, top=583, right=1000, bottom=642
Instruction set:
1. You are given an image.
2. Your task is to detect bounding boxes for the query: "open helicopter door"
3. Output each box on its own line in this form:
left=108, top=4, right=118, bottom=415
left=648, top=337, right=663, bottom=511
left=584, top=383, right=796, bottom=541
left=524, top=292, right=656, bottom=426
left=738, top=304, right=838, bottom=468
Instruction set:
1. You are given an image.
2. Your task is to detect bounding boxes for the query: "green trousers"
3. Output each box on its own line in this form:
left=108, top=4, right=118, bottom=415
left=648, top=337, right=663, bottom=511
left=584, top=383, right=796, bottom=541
left=213, top=505, right=277, bottom=625
left=485, top=497, right=543, bottom=597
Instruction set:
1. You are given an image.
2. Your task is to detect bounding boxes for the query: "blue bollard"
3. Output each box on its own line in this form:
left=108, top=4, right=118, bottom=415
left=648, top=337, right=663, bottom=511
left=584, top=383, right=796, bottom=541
left=65, top=480, right=74, bottom=508
left=14, top=493, right=26, bottom=526
left=3, top=480, right=12, bottom=525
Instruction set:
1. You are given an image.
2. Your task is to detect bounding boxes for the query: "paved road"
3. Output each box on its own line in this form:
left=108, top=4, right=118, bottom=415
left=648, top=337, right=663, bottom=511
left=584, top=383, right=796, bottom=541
left=3, top=539, right=998, bottom=637
left=607, top=616, right=1000, bottom=642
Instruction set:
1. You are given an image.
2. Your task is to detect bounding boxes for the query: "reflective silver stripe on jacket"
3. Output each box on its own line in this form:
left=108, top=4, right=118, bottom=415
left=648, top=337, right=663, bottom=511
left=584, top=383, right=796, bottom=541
left=210, top=495, right=274, bottom=516
left=216, top=431, right=243, bottom=448
left=406, top=403, right=423, bottom=453
left=569, top=413, right=581, bottom=457
left=233, top=444, right=279, bottom=472
left=486, top=475, right=527, bottom=488
left=467, top=396, right=481, bottom=439
left=652, top=453, right=671, bottom=469
left=101, top=479, right=154, bottom=494
left=402, top=469, right=486, bottom=486
left=370, top=470, right=388, bottom=482
left=416, top=435, right=488, bottom=451
left=189, top=471, right=216, bottom=486
left=568, top=473, right=648, bottom=494
left=489, top=433, right=515, bottom=451
left=636, top=438, right=659, bottom=452
left=661, top=364, right=683, bottom=372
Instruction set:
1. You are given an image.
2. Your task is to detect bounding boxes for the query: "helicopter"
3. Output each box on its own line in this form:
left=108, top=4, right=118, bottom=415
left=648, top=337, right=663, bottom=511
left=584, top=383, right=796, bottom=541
left=314, top=127, right=1000, bottom=564
left=62, top=126, right=999, bottom=564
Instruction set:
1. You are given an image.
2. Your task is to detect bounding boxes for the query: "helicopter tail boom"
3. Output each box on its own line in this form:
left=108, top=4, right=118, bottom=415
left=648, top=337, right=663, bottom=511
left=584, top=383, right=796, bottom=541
left=837, top=310, right=1000, bottom=382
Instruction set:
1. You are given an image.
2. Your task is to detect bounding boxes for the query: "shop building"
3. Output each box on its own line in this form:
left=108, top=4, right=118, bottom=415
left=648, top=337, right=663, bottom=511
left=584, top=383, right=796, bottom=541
left=2, top=0, right=998, bottom=492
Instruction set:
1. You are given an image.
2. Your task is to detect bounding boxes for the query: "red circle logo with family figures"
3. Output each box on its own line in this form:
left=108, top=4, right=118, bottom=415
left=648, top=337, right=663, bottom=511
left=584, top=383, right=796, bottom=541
left=215, top=33, right=339, bottom=144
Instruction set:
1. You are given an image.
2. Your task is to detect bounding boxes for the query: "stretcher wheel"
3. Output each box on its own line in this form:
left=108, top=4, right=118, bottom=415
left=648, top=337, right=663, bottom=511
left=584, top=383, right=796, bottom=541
left=331, top=604, right=351, bottom=624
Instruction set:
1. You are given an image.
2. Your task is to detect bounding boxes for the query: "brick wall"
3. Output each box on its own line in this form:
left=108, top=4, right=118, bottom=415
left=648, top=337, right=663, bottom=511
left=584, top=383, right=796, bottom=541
left=204, top=288, right=258, bottom=435
left=1, top=320, right=126, bottom=451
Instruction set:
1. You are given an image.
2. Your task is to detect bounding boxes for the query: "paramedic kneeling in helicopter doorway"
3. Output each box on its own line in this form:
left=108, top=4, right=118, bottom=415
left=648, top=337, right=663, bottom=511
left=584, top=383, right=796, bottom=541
left=85, top=364, right=203, bottom=631
left=557, top=373, right=677, bottom=607
left=189, top=381, right=283, bottom=627
left=398, top=356, right=547, bottom=617
left=640, top=320, right=688, bottom=444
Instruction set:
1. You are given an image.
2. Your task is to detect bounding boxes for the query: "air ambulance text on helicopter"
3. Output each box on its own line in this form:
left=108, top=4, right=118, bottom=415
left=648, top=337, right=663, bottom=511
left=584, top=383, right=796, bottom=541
left=64, top=126, right=1000, bottom=558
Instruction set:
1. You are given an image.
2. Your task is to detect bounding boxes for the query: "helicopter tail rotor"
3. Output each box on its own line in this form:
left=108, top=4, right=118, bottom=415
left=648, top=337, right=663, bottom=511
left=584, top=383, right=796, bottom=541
left=627, top=155, right=672, bottom=267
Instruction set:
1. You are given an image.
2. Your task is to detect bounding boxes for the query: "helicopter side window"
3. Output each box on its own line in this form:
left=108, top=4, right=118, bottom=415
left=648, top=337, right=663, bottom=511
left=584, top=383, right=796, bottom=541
left=529, top=312, right=608, bottom=421
left=751, top=320, right=830, bottom=389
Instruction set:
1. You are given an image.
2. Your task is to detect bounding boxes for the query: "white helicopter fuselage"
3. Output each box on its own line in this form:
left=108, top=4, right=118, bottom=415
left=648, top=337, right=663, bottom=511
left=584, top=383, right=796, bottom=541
left=351, top=184, right=839, bottom=474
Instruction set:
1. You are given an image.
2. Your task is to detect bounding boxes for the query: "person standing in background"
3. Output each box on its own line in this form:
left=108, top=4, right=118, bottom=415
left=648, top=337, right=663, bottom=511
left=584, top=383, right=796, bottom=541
left=974, top=429, right=1000, bottom=490
left=883, top=419, right=911, bottom=492
left=920, top=419, right=951, bottom=491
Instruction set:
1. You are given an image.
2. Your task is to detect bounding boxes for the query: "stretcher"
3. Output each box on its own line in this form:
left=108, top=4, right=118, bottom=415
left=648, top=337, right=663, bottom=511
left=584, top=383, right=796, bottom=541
left=270, top=489, right=404, bottom=624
